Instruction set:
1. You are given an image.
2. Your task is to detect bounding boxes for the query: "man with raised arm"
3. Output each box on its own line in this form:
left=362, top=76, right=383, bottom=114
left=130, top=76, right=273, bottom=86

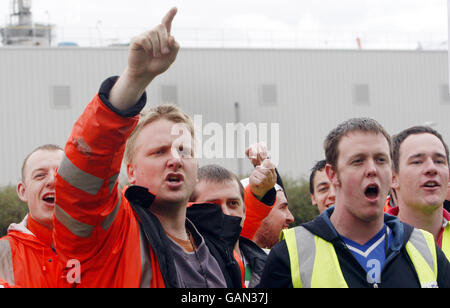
left=240, top=142, right=294, bottom=249
left=54, top=8, right=239, bottom=288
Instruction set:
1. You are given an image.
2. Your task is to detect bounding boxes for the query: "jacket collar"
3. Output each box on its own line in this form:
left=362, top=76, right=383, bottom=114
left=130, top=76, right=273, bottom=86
left=125, top=186, right=243, bottom=251
left=303, top=206, right=409, bottom=252
left=7, top=215, right=54, bottom=249
left=186, top=203, right=242, bottom=249
left=124, top=185, right=156, bottom=210
left=27, top=216, right=53, bottom=247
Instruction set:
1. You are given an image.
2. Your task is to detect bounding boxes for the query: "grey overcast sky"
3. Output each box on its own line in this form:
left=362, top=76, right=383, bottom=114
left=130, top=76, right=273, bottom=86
left=0, top=0, right=448, bottom=48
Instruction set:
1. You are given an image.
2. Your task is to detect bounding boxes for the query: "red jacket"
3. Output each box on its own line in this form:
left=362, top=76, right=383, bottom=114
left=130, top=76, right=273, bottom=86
left=0, top=215, right=64, bottom=287
left=241, top=185, right=274, bottom=240
left=54, top=82, right=165, bottom=287
left=55, top=78, right=249, bottom=288
left=384, top=196, right=393, bottom=213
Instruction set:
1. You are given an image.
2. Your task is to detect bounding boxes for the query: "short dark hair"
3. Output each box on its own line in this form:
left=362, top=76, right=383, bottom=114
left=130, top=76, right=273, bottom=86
left=392, top=126, right=449, bottom=173
left=190, top=164, right=245, bottom=202
left=21, top=144, right=63, bottom=181
left=309, top=159, right=327, bottom=194
left=324, top=118, right=392, bottom=170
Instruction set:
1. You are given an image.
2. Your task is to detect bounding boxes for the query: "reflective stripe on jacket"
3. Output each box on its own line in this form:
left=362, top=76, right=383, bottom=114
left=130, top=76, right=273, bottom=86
left=54, top=78, right=162, bottom=287
left=282, top=226, right=438, bottom=288
left=388, top=207, right=450, bottom=262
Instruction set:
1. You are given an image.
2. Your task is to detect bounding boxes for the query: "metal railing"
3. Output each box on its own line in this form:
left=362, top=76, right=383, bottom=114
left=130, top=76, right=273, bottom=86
left=2, top=25, right=448, bottom=50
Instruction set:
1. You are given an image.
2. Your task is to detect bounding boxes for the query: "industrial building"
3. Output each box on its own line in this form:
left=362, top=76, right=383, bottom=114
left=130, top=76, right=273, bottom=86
left=0, top=46, right=448, bottom=186
left=0, top=0, right=53, bottom=47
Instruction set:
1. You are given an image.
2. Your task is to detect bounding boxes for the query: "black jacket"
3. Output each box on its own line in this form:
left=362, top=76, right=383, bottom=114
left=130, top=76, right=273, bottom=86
left=187, top=203, right=268, bottom=288
left=444, top=200, right=450, bottom=213
left=239, top=236, right=268, bottom=287
left=125, top=186, right=181, bottom=288
left=259, top=207, right=450, bottom=288
left=125, top=186, right=242, bottom=288
left=186, top=203, right=243, bottom=288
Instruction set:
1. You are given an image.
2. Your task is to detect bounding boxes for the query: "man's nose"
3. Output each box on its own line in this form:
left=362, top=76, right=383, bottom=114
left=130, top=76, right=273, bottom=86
left=167, top=151, right=183, bottom=170
left=286, top=209, right=294, bottom=224
left=423, top=158, right=438, bottom=176
left=366, top=159, right=378, bottom=177
left=220, top=202, right=230, bottom=216
left=46, top=169, right=56, bottom=187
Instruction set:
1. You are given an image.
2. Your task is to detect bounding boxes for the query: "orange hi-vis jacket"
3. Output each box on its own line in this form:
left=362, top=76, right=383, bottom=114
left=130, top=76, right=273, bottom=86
left=0, top=215, right=65, bottom=287
left=53, top=78, right=166, bottom=288
left=0, top=279, right=15, bottom=288
left=239, top=177, right=281, bottom=241
left=241, top=185, right=274, bottom=240
left=53, top=77, right=244, bottom=288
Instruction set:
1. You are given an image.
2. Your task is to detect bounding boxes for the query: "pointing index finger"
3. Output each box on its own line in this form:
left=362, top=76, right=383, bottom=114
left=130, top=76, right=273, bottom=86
left=162, top=7, right=178, bottom=35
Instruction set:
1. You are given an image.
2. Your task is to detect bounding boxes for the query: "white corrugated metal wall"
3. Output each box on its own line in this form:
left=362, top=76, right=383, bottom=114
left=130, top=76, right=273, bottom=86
left=0, top=47, right=448, bottom=186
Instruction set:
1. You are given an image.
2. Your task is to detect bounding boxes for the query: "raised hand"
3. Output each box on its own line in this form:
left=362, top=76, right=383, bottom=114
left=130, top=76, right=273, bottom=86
left=110, top=7, right=180, bottom=110
left=249, top=158, right=277, bottom=200
left=127, top=7, right=180, bottom=83
left=246, top=142, right=269, bottom=167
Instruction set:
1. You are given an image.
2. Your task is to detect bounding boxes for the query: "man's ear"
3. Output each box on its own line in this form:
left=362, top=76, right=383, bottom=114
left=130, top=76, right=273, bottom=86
left=392, top=173, right=400, bottom=190
left=310, top=194, right=317, bottom=206
left=126, top=163, right=136, bottom=185
left=16, top=181, right=27, bottom=203
left=325, top=164, right=340, bottom=186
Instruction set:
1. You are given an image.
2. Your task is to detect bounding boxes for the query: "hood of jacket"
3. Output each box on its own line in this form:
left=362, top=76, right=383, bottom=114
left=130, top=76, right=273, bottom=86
left=6, top=215, right=51, bottom=250
left=7, top=215, right=33, bottom=236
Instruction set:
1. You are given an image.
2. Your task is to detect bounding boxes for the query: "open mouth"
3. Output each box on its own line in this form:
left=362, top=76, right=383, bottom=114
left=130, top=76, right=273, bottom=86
left=165, top=173, right=184, bottom=184
left=423, top=181, right=440, bottom=189
left=364, top=184, right=379, bottom=200
left=42, top=193, right=55, bottom=204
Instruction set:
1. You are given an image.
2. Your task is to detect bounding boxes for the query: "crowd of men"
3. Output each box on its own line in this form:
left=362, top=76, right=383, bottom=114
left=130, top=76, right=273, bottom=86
left=1, top=8, right=450, bottom=288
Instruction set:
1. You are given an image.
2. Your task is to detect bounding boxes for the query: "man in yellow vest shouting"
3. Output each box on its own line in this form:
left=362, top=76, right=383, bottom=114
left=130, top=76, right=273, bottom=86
left=259, top=118, right=450, bottom=288
left=388, top=126, right=450, bottom=260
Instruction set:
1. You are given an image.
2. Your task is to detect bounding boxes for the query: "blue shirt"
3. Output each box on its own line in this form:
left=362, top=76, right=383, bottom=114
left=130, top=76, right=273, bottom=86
left=341, top=225, right=393, bottom=284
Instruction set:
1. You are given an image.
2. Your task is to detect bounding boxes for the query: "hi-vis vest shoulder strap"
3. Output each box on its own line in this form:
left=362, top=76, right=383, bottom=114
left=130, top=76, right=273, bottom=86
left=282, top=227, right=347, bottom=288
left=441, top=225, right=450, bottom=261
left=405, top=228, right=438, bottom=288
left=282, top=226, right=438, bottom=288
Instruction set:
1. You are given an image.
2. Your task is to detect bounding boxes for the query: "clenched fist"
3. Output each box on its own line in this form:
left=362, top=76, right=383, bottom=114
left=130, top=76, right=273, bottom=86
left=249, top=159, right=277, bottom=200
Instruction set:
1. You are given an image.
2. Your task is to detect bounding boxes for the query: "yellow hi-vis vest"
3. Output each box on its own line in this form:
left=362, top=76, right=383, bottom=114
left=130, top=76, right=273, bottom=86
left=282, top=226, right=438, bottom=288
left=442, top=224, right=450, bottom=260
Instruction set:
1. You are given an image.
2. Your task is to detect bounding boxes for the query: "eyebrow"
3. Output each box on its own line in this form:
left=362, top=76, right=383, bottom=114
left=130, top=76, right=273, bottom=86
left=348, top=152, right=389, bottom=161
left=31, top=168, right=48, bottom=174
left=346, top=153, right=366, bottom=163
left=278, top=202, right=289, bottom=207
left=408, top=152, right=446, bottom=160
left=29, top=168, right=49, bottom=178
left=316, top=182, right=330, bottom=188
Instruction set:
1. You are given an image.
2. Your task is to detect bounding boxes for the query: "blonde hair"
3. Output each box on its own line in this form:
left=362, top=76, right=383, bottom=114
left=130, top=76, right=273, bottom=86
left=125, top=104, right=195, bottom=164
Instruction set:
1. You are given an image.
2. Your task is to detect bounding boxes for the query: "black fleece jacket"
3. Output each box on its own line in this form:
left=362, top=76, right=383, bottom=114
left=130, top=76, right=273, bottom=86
left=187, top=203, right=268, bottom=288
